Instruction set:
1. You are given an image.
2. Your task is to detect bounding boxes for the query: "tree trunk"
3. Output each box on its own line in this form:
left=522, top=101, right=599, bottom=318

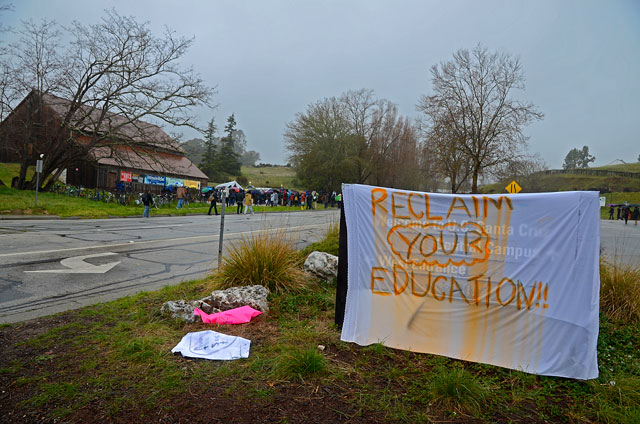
left=18, top=159, right=29, bottom=190
left=471, top=169, right=479, bottom=194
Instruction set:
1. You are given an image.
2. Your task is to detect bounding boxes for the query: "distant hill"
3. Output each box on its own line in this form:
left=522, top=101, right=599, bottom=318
left=592, top=162, right=640, bottom=173
left=240, top=165, right=300, bottom=190
left=480, top=162, right=640, bottom=194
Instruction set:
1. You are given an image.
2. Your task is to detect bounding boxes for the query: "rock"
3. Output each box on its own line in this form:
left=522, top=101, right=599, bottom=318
left=161, top=285, right=270, bottom=322
left=160, top=300, right=199, bottom=323
left=205, top=285, right=270, bottom=312
left=304, top=251, right=338, bottom=281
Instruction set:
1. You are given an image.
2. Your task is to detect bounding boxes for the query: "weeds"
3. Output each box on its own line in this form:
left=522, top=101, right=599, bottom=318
left=280, top=347, right=327, bottom=380
left=593, top=376, right=640, bottom=423
left=429, top=366, right=487, bottom=415
left=600, top=260, right=640, bottom=323
left=213, top=229, right=306, bottom=293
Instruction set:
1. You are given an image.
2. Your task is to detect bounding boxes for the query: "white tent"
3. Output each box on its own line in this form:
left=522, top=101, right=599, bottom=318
left=214, top=180, right=243, bottom=190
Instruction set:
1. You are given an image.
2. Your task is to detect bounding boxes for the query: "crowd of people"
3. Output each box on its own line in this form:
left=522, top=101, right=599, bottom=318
left=203, top=187, right=342, bottom=217
left=608, top=204, right=640, bottom=225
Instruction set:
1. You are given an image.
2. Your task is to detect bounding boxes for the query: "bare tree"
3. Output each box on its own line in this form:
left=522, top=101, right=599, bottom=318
left=421, top=115, right=472, bottom=193
left=285, top=89, right=421, bottom=192
left=0, top=10, right=213, bottom=190
left=495, top=154, right=548, bottom=192
left=418, top=44, right=543, bottom=193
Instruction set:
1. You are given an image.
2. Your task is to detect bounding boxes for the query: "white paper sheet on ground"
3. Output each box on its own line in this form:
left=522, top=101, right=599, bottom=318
left=172, top=330, right=251, bottom=360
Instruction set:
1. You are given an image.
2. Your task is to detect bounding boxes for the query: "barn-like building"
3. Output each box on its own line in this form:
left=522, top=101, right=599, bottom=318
left=0, top=91, right=208, bottom=192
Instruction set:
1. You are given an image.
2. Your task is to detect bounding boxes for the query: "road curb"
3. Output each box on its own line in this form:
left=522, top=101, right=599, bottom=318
left=0, top=215, right=61, bottom=220
left=0, top=208, right=340, bottom=220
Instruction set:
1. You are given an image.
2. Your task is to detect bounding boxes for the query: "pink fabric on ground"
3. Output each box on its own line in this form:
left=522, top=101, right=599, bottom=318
left=194, top=305, right=263, bottom=324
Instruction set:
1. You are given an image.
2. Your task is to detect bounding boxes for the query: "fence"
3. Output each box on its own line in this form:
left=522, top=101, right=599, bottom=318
left=539, top=169, right=640, bottom=179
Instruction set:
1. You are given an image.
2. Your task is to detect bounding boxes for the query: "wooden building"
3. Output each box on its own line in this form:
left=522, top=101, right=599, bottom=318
left=1, top=91, right=208, bottom=191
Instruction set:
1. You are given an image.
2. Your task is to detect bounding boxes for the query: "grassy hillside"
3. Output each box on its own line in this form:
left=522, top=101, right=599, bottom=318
left=481, top=173, right=640, bottom=194
left=241, top=165, right=300, bottom=189
left=593, top=162, right=640, bottom=172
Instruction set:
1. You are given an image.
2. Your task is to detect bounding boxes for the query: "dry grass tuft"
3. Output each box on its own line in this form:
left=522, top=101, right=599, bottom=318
left=600, top=260, right=640, bottom=323
left=213, top=229, right=306, bottom=294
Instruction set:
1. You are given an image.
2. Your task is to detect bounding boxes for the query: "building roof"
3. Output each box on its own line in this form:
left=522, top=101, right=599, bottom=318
left=36, top=91, right=207, bottom=180
left=91, top=146, right=208, bottom=180
left=40, top=92, right=184, bottom=154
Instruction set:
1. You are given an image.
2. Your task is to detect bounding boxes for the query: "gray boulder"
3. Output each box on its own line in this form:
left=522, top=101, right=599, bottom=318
left=205, top=285, right=270, bottom=313
left=161, top=285, right=269, bottom=322
left=160, top=300, right=198, bottom=323
left=304, top=251, right=338, bottom=281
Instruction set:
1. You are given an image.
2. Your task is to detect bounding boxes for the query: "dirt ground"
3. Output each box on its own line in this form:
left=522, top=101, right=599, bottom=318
left=0, top=313, right=395, bottom=424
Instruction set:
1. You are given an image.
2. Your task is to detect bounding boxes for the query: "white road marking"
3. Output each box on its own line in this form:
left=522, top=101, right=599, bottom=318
left=24, top=252, right=121, bottom=274
left=0, top=223, right=329, bottom=258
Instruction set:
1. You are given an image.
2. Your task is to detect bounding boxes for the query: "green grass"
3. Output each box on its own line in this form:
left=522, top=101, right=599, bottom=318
left=0, top=162, right=322, bottom=217
left=279, top=347, right=327, bottom=380
left=0, top=162, right=36, bottom=186
left=593, top=162, right=640, bottom=172
left=0, top=185, right=327, bottom=218
left=241, top=165, right=300, bottom=190
left=481, top=174, right=640, bottom=194
left=1, top=249, right=639, bottom=422
left=429, top=366, right=488, bottom=415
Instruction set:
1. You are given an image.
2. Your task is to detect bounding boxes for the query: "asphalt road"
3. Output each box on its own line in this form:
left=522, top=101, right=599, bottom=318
left=600, top=219, right=640, bottom=265
left=0, top=209, right=339, bottom=323
left=0, top=213, right=637, bottom=324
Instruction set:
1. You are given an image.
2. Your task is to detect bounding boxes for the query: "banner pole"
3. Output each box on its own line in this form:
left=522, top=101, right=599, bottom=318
left=335, top=203, right=348, bottom=328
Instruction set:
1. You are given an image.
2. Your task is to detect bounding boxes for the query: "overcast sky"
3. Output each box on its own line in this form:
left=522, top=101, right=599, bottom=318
left=2, top=0, right=639, bottom=168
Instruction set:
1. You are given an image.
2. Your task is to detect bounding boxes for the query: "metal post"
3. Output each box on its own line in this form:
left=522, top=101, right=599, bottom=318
left=217, top=190, right=226, bottom=269
left=35, top=171, right=40, bottom=206
left=35, top=159, right=43, bottom=207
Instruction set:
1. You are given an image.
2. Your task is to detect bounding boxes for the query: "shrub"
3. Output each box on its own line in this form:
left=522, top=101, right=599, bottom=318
left=430, top=367, right=487, bottom=415
left=600, top=261, right=640, bottom=323
left=280, top=347, right=326, bottom=380
left=214, top=230, right=306, bottom=293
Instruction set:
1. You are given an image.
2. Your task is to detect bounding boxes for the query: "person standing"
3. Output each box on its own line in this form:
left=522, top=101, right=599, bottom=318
left=632, top=206, right=640, bottom=226
left=608, top=206, right=614, bottom=220
left=624, top=206, right=630, bottom=224
left=207, top=190, right=219, bottom=215
left=176, top=185, right=186, bottom=209
left=244, top=190, right=254, bottom=215
left=236, top=189, right=244, bottom=214
left=142, top=190, right=154, bottom=218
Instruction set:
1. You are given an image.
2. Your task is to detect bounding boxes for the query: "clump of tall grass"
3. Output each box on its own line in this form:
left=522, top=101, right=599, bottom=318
left=600, top=260, right=640, bottom=323
left=279, top=347, right=327, bottom=380
left=430, top=367, right=487, bottom=415
left=214, top=230, right=306, bottom=293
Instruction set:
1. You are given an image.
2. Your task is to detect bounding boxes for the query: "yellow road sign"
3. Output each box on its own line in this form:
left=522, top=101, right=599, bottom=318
left=506, top=180, right=522, bottom=194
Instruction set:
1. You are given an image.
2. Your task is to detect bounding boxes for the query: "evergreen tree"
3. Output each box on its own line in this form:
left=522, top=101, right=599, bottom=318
left=199, top=118, right=220, bottom=181
left=218, top=113, right=242, bottom=177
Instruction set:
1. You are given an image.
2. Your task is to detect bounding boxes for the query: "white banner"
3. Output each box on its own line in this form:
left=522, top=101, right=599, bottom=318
left=341, top=184, right=600, bottom=379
